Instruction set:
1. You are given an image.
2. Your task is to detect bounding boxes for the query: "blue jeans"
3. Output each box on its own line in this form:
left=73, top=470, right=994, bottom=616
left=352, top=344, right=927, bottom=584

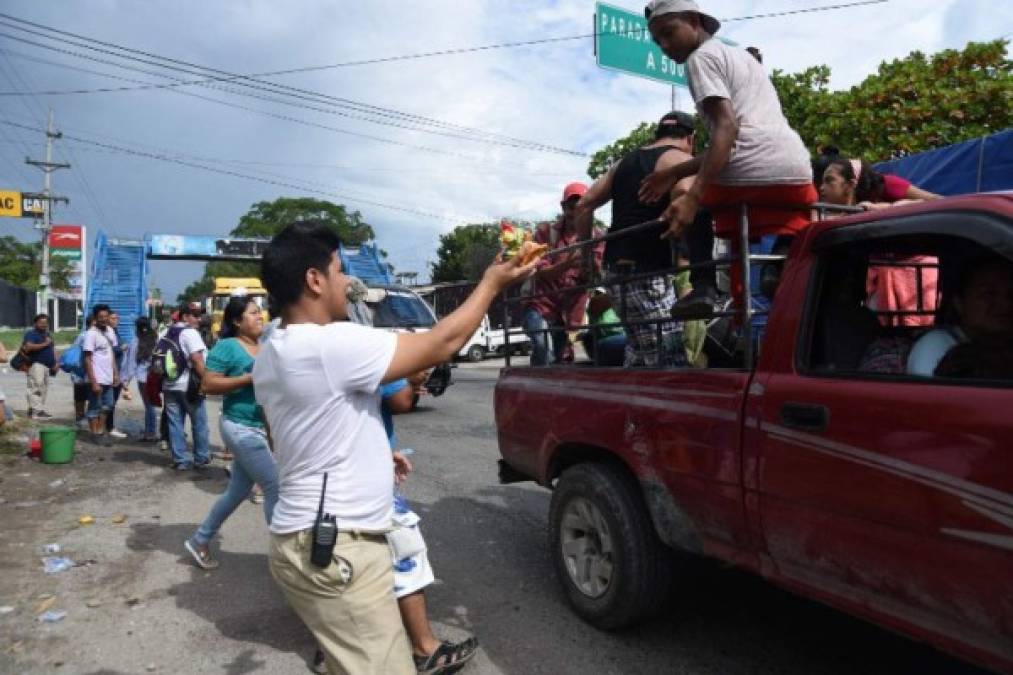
left=86, top=385, right=115, bottom=419
left=164, top=390, right=210, bottom=467
left=193, top=418, right=278, bottom=545
left=523, top=308, right=566, bottom=366
left=137, top=380, right=158, bottom=436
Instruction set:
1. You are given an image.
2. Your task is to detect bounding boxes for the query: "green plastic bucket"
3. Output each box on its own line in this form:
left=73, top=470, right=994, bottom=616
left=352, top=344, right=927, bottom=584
left=40, top=426, right=76, bottom=464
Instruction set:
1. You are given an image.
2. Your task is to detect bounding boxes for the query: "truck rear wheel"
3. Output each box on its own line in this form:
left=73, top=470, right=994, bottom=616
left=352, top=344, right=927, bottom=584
left=466, top=345, right=485, bottom=362
left=549, top=462, right=675, bottom=629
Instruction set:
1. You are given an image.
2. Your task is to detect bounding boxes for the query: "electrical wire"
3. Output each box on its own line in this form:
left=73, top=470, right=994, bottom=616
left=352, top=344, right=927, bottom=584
left=0, top=2, right=888, bottom=150
left=0, top=119, right=479, bottom=225
left=0, top=1, right=888, bottom=78
left=0, top=18, right=586, bottom=156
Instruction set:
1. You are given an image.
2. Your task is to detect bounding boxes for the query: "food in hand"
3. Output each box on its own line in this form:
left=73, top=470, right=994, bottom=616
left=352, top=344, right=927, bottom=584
left=500, top=220, right=532, bottom=260
left=517, top=240, right=549, bottom=265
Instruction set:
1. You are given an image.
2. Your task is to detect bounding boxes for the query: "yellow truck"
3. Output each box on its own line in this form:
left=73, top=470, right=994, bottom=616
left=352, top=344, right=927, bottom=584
left=204, top=277, right=269, bottom=342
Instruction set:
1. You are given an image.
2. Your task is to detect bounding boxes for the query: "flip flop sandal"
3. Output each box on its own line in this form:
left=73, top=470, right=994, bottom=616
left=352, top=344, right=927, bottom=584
left=184, top=538, right=219, bottom=570
left=414, top=637, right=478, bottom=675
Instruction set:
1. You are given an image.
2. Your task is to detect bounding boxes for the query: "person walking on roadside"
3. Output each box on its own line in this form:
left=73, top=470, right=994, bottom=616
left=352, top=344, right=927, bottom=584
left=70, top=317, right=94, bottom=429
left=160, top=303, right=211, bottom=471
left=83, top=305, right=120, bottom=446
left=104, top=311, right=128, bottom=439
left=254, top=221, right=534, bottom=675
left=121, top=317, right=159, bottom=441
left=184, top=295, right=277, bottom=569
left=0, top=340, right=9, bottom=428
left=22, top=313, right=59, bottom=419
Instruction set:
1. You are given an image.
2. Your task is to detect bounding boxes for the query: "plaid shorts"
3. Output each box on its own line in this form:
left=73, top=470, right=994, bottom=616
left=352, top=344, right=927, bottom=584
left=611, top=277, right=686, bottom=368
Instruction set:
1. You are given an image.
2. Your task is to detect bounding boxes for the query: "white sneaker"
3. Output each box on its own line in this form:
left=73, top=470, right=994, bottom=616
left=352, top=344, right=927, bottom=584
left=75, top=419, right=89, bottom=430
left=108, top=429, right=128, bottom=439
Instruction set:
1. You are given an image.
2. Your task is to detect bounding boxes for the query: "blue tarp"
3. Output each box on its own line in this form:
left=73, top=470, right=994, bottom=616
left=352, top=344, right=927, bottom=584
left=875, top=129, right=1013, bottom=196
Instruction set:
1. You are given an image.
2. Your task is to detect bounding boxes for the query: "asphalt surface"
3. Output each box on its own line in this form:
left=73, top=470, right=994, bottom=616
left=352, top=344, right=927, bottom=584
left=0, top=361, right=991, bottom=674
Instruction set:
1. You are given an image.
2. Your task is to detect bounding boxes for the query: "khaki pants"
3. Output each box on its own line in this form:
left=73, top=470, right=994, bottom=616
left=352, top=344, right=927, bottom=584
left=269, top=529, right=414, bottom=675
left=26, top=363, right=49, bottom=412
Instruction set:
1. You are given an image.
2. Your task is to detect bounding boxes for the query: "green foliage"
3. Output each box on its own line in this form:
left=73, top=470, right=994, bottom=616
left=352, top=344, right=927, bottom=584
left=430, top=224, right=501, bottom=283
left=0, top=236, right=72, bottom=292
left=176, top=197, right=377, bottom=303
left=588, top=39, right=1012, bottom=173
left=588, top=122, right=657, bottom=180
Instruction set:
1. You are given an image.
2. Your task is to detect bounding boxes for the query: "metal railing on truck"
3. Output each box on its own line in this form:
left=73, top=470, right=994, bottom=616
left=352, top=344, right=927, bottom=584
left=501, top=201, right=865, bottom=370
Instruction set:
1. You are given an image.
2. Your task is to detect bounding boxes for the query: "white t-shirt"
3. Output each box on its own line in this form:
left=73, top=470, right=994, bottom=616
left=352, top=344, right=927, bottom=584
left=253, top=321, right=398, bottom=534
left=907, top=327, right=965, bottom=377
left=162, top=323, right=207, bottom=392
left=82, top=326, right=119, bottom=386
left=686, top=38, right=812, bottom=186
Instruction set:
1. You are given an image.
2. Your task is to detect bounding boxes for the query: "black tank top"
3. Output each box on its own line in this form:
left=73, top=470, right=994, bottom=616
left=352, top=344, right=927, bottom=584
left=607, top=146, right=679, bottom=273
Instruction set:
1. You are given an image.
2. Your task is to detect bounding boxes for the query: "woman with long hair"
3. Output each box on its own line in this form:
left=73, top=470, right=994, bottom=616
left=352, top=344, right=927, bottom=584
left=819, top=157, right=939, bottom=327
left=185, top=295, right=277, bottom=569
left=121, top=316, right=159, bottom=441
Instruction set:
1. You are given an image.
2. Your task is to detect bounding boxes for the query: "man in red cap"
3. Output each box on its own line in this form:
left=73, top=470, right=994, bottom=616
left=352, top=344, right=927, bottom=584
left=522, top=182, right=603, bottom=365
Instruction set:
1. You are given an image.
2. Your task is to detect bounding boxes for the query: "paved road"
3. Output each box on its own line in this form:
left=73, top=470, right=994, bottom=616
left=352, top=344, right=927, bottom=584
left=0, top=363, right=988, bottom=674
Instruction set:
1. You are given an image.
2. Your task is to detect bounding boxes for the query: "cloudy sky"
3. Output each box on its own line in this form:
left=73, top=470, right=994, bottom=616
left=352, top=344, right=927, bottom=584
left=0, top=0, right=1008, bottom=298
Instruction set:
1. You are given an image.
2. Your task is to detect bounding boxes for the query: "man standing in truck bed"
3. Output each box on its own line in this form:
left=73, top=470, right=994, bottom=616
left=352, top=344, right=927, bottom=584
left=575, top=111, right=713, bottom=366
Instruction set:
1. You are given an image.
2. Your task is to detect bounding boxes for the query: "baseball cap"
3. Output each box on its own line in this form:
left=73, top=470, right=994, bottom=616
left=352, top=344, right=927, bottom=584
left=562, top=182, right=588, bottom=202
left=644, top=0, right=721, bottom=35
left=658, top=110, right=696, bottom=131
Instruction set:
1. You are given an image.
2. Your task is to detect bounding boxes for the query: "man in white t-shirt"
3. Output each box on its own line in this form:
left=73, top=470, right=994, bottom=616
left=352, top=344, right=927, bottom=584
left=162, top=303, right=210, bottom=470
left=638, top=0, right=818, bottom=307
left=82, top=304, right=120, bottom=446
left=253, top=221, right=535, bottom=675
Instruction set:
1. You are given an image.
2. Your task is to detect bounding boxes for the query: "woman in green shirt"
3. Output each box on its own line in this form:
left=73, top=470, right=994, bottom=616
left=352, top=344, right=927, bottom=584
left=185, top=296, right=276, bottom=570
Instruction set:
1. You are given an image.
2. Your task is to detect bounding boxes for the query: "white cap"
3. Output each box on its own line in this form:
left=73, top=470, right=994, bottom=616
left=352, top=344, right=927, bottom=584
left=644, top=0, right=720, bottom=35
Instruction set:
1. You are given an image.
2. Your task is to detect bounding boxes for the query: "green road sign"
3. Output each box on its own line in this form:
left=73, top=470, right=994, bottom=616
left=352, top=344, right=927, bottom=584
left=595, top=1, right=687, bottom=87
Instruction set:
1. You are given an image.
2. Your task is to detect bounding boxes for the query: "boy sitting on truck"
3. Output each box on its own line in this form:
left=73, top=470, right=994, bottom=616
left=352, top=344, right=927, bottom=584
left=638, top=0, right=817, bottom=311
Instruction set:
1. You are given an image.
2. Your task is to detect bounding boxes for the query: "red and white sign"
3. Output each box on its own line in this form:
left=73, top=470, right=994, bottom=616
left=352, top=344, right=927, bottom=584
left=49, top=224, right=83, bottom=250
left=49, top=224, right=86, bottom=300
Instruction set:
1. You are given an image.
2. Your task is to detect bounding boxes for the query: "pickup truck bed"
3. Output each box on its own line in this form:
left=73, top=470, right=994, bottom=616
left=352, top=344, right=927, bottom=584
left=496, top=195, right=1013, bottom=674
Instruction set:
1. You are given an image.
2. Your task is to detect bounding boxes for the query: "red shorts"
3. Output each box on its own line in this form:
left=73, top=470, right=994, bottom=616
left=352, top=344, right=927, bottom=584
left=701, top=183, right=818, bottom=240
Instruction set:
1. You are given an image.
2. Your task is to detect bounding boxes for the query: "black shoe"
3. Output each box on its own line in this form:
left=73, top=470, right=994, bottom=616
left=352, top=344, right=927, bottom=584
left=311, top=649, right=327, bottom=674
left=171, top=462, right=192, bottom=471
left=671, top=285, right=718, bottom=319
left=35, top=410, right=53, bottom=420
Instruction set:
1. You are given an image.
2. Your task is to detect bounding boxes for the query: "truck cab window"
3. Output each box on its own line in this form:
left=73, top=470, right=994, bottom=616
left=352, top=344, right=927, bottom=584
left=804, top=231, right=1013, bottom=385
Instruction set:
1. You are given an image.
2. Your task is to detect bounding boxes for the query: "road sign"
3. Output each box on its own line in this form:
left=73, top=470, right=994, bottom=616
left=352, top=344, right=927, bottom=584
left=22, top=195, right=46, bottom=217
left=595, top=1, right=687, bottom=86
left=0, top=190, right=22, bottom=217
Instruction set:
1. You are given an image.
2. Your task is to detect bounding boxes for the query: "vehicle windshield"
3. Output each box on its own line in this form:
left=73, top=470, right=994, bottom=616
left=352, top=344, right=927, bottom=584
left=212, top=294, right=266, bottom=312
left=368, top=290, right=436, bottom=329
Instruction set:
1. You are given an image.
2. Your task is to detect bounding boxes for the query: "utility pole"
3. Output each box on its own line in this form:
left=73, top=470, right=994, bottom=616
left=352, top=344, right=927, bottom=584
left=25, top=109, right=70, bottom=314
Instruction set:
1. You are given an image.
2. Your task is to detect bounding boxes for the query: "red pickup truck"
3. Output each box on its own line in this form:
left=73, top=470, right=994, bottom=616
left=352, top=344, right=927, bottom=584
left=495, top=194, right=1013, bottom=673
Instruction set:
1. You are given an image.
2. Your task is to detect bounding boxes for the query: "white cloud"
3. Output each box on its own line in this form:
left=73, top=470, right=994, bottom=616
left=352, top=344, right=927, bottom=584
left=0, top=0, right=1004, bottom=295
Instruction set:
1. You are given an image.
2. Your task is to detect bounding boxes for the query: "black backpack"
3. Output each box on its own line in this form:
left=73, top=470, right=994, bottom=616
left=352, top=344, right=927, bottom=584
left=150, top=326, right=188, bottom=382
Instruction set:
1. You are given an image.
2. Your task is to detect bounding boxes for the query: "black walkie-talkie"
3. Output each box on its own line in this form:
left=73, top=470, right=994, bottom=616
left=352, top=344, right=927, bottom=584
left=310, top=473, right=338, bottom=568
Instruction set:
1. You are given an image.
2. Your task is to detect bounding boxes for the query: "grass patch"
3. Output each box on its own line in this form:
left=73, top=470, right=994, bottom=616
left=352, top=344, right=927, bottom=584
left=0, top=329, right=80, bottom=350
left=0, top=414, right=32, bottom=456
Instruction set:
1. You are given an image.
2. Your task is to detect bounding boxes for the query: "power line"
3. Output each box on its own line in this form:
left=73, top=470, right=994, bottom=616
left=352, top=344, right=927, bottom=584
left=0, top=16, right=586, bottom=156
left=0, top=119, right=479, bottom=225
left=0, top=47, right=584, bottom=175
left=0, top=1, right=889, bottom=78
left=0, top=29, right=584, bottom=158
left=0, top=2, right=888, bottom=148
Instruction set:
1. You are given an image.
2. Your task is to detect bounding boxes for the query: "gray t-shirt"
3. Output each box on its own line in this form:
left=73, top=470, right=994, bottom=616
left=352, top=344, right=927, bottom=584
left=687, top=38, right=812, bottom=186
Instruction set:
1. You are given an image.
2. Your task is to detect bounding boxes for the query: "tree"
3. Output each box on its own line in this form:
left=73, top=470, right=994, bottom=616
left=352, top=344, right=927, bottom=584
left=430, top=224, right=501, bottom=283
left=587, top=39, right=1012, bottom=175
left=0, top=236, right=73, bottom=292
left=176, top=197, right=377, bottom=302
